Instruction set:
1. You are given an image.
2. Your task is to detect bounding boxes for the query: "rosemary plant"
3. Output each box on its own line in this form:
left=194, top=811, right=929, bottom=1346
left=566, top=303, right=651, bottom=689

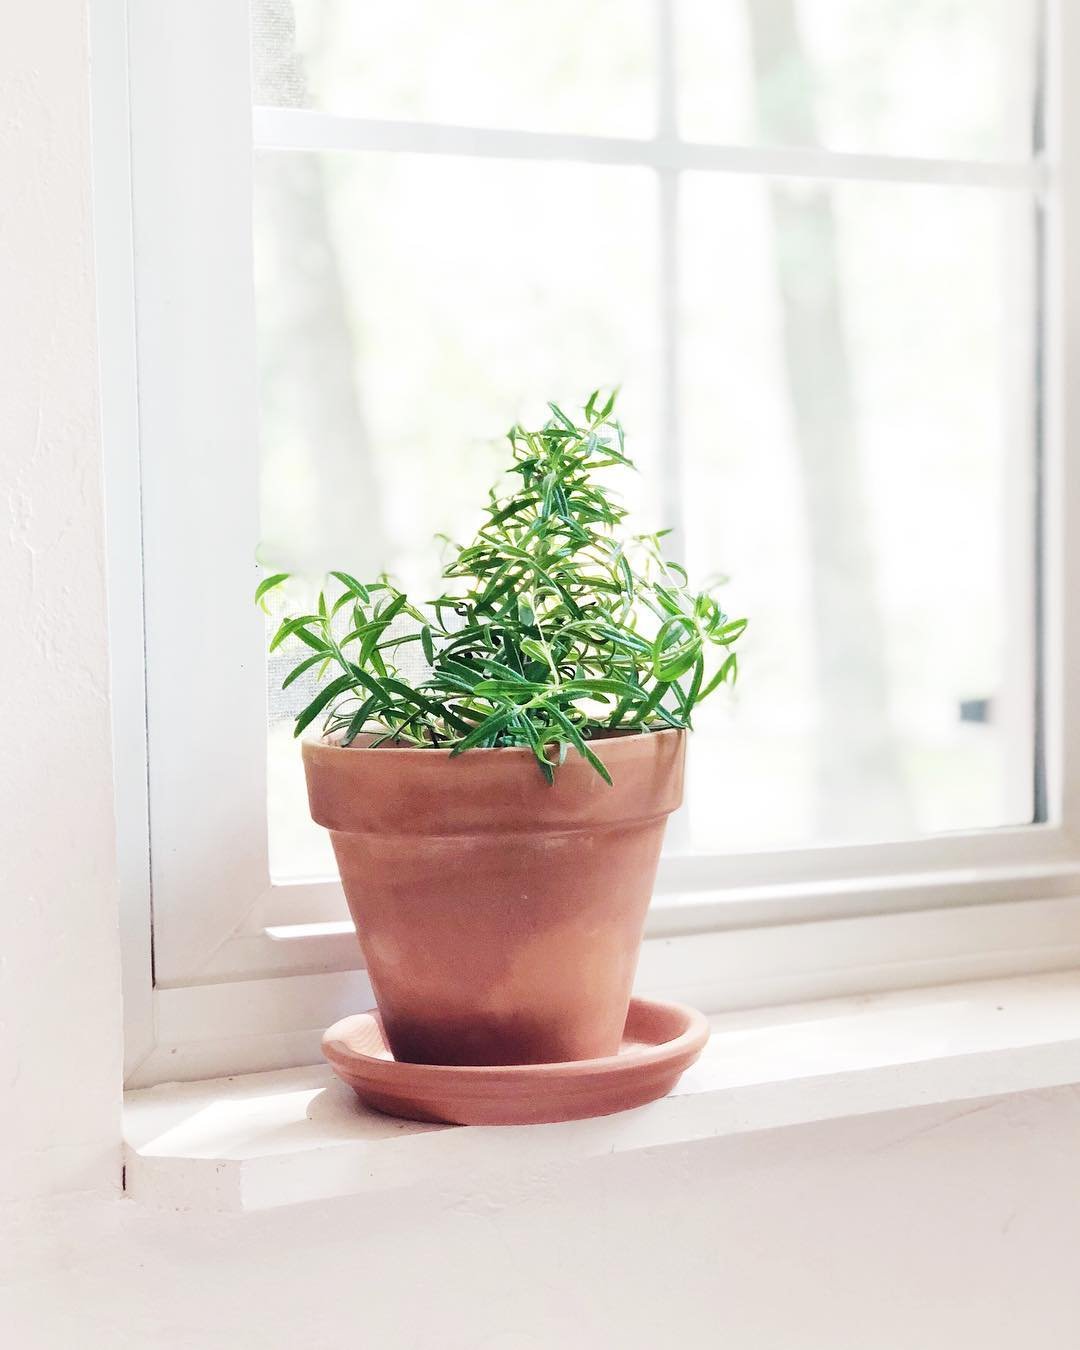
left=258, top=393, right=746, bottom=784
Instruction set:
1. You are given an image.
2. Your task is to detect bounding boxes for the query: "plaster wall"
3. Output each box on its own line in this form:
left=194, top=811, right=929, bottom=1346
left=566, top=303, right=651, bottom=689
left=3, top=1087, right=1080, bottom=1349
left=0, top=0, right=122, bottom=1201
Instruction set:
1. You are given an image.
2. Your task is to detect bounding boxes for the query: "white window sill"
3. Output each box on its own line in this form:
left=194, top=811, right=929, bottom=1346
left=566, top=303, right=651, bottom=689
left=123, top=969, right=1080, bottom=1214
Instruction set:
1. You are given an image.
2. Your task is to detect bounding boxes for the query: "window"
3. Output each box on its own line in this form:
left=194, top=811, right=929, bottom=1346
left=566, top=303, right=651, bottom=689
left=248, top=0, right=1042, bottom=875
left=104, top=0, right=1080, bottom=1084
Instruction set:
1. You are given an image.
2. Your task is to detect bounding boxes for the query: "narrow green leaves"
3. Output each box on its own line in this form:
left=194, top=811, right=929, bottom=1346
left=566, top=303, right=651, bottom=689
left=254, top=572, right=290, bottom=610
left=260, top=392, right=747, bottom=779
left=281, top=652, right=331, bottom=688
left=449, top=706, right=519, bottom=753
left=329, top=571, right=371, bottom=604
left=541, top=702, right=613, bottom=786
left=270, top=616, right=327, bottom=654
left=700, top=651, right=738, bottom=699
left=294, top=673, right=357, bottom=737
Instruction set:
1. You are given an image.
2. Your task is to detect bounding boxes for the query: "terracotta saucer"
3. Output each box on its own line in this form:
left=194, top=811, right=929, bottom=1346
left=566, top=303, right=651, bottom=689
left=322, top=996, right=709, bottom=1126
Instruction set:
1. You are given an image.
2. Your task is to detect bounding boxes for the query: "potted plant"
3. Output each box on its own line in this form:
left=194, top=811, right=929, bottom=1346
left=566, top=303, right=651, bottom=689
left=259, top=392, right=745, bottom=1070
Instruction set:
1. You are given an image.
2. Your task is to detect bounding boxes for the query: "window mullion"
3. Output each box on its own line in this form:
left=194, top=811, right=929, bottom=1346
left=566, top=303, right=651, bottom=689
left=655, top=0, right=684, bottom=557
left=251, top=106, right=1043, bottom=193
left=655, top=0, right=692, bottom=852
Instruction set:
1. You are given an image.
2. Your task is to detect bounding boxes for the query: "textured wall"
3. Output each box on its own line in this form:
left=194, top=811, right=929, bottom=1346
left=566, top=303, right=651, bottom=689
left=3, top=1088, right=1080, bottom=1349
left=0, top=0, right=122, bottom=1200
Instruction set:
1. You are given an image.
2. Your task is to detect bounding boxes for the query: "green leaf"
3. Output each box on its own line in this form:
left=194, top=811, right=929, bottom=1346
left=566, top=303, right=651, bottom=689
left=330, top=571, right=371, bottom=604
left=648, top=702, right=685, bottom=729
left=542, top=703, right=613, bottom=786
left=294, top=673, right=357, bottom=737
left=449, top=706, right=518, bottom=754
left=630, top=679, right=672, bottom=726
left=595, top=624, right=651, bottom=655
left=420, top=625, right=435, bottom=665
left=716, top=617, right=748, bottom=644
left=560, top=677, right=646, bottom=700
left=472, top=679, right=545, bottom=699
left=341, top=694, right=381, bottom=745
left=520, top=638, right=550, bottom=665
left=344, top=665, right=392, bottom=703
left=374, top=592, right=407, bottom=626
left=435, top=658, right=483, bottom=688
left=700, top=651, right=738, bottom=699
left=683, top=651, right=705, bottom=714
left=653, top=586, right=686, bottom=618
left=656, top=639, right=702, bottom=683
left=270, top=617, right=328, bottom=654
left=381, top=679, right=472, bottom=732
left=474, top=655, right=523, bottom=680
left=281, top=652, right=329, bottom=689
left=547, top=402, right=577, bottom=432
left=651, top=616, right=697, bottom=677
left=254, top=572, right=290, bottom=608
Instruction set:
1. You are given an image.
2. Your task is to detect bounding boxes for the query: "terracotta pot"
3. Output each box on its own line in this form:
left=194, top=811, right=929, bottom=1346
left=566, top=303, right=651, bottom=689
left=303, top=728, right=685, bottom=1067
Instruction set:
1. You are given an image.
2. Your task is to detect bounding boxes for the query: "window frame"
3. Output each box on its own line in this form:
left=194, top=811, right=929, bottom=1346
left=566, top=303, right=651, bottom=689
left=95, top=0, right=1080, bottom=1086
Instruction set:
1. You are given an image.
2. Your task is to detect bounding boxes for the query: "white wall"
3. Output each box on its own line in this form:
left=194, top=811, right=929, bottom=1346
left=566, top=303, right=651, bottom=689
left=3, top=1087, right=1080, bottom=1349
left=2, top=4, right=1080, bottom=1348
left=0, top=0, right=122, bottom=1201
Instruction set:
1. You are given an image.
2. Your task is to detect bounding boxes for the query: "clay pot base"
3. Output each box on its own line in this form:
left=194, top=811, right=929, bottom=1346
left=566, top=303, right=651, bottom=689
left=322, top=996, right=710, bottom=1126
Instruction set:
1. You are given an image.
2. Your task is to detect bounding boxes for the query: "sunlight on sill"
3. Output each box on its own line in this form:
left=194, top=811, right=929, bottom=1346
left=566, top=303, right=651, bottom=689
left=125, top=970, right=1080, bottom=1214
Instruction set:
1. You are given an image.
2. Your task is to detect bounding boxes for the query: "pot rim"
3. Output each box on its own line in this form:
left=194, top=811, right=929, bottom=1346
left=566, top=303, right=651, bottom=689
left=303, top=724, right=685, bottom=831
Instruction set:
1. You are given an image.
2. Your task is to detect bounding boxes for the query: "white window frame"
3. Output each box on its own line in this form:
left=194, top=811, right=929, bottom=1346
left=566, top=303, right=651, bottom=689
left=92, top=0, right=1080, bottom=1087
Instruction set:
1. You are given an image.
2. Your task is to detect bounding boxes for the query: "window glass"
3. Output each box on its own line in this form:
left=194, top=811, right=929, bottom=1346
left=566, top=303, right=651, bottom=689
left=676, top=0, right=1039, bottom=160
left=679, top=175, right=1035, bottom=850
left=250, top=1, right=1040, bottom=882
left=251, top=0, right=655, bottom=137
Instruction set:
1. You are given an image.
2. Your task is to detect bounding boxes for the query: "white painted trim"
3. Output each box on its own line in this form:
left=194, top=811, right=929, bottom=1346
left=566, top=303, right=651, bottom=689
left=256, top=819, right=1078, bottom=931
left=652, top=0, right=691, bottom=854
left=252, top=107, right=1047, bottom=193
left=211, top=859, right=1080, bottom=982
left=124, top=970, right=1080, bottom=1212
left=261, top=861, right=1080, bottom=946
left=126, top=0, right=269, bottom=985
left=89, top=0, right=155, bottom=1078
left=127, top=892, right=1080, bottom=1087
left=127, top=968, right=373, bottom=1088
left=1042, top=0, right=1080, bottom=839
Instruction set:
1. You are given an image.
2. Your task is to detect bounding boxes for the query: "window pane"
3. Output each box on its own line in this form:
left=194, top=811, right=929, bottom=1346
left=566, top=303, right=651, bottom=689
left=249, top=5, right=1041, bottom=882
left=680, top=174, right=1036, bottom=851
left=255, top=150, right=660, bottom=879
left=251, top=0, right=655, bottom=137
left=676, top=0, right=1039, bottom=160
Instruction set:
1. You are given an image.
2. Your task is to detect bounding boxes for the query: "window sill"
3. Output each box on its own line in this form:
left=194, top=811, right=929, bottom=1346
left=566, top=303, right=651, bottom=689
left=124, top=969, right=1080, bottom=1213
